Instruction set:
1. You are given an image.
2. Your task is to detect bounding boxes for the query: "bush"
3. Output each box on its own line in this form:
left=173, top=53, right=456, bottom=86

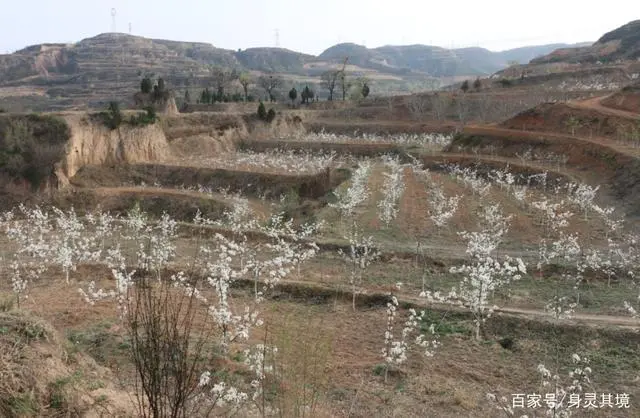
left=0, top=114, right=70, bottom=188
left=105, top=101, right=123, bottom=130
left=128, top=106, right=157, bottom=127
left=499, top=78, right=513, bottom=87
left=266, top=108, right=276, bottom=123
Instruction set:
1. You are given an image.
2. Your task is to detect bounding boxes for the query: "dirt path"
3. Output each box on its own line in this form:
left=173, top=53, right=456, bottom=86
left=568, top=94, right=640, bottom=119
left=92, top=186, right=228, bottom=202
left=271, top=276, right=640, bottom=329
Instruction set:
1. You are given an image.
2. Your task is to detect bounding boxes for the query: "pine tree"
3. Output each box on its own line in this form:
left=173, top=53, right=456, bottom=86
left=461, top=80, right=470, bottom=93
left=257, top=101, right=267, bottom=120
left=362, top=82, right=370, bottom=98
left=289, top=87, right=297, bottom=106
left=141, top=77, right=153, bottom=94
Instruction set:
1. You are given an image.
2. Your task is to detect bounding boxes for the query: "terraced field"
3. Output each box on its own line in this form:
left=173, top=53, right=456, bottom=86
left=1, top=90, right=639, bottom=417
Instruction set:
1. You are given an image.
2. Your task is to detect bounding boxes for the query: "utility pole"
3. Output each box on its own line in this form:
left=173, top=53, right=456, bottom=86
left=110, top=8, right=117, bottom=33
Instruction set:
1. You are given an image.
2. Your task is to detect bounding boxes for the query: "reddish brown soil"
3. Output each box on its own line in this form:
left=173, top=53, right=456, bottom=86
left=600, top=83, right=640, bottom=114
left=500, top=101, right=639, bottom=139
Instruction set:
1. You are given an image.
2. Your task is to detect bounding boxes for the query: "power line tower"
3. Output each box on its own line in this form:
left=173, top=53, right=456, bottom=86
left=129, top=22, right=132, bottom=35
left=275, top=29, right=280, bottom=47
left=111, top=8, right=117, bottom=33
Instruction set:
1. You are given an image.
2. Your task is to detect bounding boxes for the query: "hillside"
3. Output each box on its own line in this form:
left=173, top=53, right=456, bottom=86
left=532, top=20, right=640, bottom=64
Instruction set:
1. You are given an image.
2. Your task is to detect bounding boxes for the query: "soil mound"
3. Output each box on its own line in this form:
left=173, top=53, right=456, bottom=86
left=61, top=114, right=172, bottom=179
left=0, top=310, right=134, bottom=417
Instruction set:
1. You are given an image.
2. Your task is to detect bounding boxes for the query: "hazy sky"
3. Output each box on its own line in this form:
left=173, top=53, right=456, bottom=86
left=0, top=1, right=634, bottom=55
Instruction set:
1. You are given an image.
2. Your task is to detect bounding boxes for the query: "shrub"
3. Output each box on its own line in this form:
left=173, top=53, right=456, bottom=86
left=0, top=114, right=70, bottom=188
left=128, top=106, right=158, bottom=127
left=266, top=108, right=276, bottom=123
left=499, top=78, right=513, bottom=87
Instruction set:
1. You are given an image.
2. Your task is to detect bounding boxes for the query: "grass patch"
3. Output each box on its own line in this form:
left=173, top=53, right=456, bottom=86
left=66, top=321, right=125, bottom=366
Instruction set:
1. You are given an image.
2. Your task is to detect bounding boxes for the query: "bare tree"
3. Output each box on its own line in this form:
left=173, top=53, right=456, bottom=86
left=128, top=273, right=216, bottom=418
left=431, top=93, right=450, bottom=121
left=476, top=92, right=494, bottom=123
left=209, top=66, right=239, bottom=98
left=322, top=57, right=348, bottom=101
left=258, top=73, right=283, bottom=102
left=340, top=72, right=351, bottom=101
left=455, top=93, right=469, bottom=130
left=321, top=71, right=340, bottom=101
left=339, top=57, right=350, bottom=100
left=406, top=94, right=430, bottom=120
left=238, top=73, right=252, bottom=101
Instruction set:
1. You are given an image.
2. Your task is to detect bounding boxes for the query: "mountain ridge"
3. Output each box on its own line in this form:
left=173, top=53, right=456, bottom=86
left=0, top=32, right=588, bottom=85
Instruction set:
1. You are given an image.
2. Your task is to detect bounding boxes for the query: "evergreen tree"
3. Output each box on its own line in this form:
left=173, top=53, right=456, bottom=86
left=362, top=82, right=370, bottom=98
left=141, top=77, right=153, bottom=94
left=461, top=80, right=470, bottom=93
left=257, top=101, right=267, bottom=120
left=289, top=87, right=298, bottom=106
left=473, top=78, right=481, bottom=91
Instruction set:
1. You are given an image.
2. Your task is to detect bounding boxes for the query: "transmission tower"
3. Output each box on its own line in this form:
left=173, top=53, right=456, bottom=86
left=129, top=22, right=132, bottom=34
left=275, top=29, right=280, bottom=47
left=111, top=8, right=117, bottom=33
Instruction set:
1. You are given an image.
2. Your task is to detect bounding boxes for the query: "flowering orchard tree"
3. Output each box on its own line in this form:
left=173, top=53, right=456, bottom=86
left=423, top=203, right=526, bottom=341
left=339, top=223, right=380, bottom=311
left=1, top=205, right=52, bottom=307
left=449, top=256, right=526, bottom=341
left=377, top=155, right=406, bottom=227
left=51, top=207, right=101, bottom=283
left=461, top=203, right=512, bottom=259
left=565, top=182, right=600, bottom=221
left=428, top=185, right=461, bottom=230
left=261, top=213, right=323, bottom=280
left=381, top=284, right=440, bottom=383
left=329, top=159, right=372, bottom=220
left=247, top=213, right=321, bottom=299
left=622, top=233, right=640, bottom=318
left=487, top=353, right=593, bottom=418
left=446, top=164, right=492, bottom=197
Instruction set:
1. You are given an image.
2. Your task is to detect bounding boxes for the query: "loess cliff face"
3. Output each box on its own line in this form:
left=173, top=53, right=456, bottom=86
left=60, top=114, right=172, bottom=180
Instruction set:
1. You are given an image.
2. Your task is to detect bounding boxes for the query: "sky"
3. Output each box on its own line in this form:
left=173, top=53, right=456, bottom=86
left=0, top=0, right=635, bottom=55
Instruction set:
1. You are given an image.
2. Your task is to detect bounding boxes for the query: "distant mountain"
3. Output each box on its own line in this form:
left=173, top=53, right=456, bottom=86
left=318, top=42, right=585, bottom=77
left=532, top=20, right=640, bottom=64
left=0, top=32, right=587, bottom=87
left=0, top=32, right=594, bottom=111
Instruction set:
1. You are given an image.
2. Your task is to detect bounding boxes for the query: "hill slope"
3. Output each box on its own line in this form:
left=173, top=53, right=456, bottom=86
left=532, top=20, right=640, bottom=64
